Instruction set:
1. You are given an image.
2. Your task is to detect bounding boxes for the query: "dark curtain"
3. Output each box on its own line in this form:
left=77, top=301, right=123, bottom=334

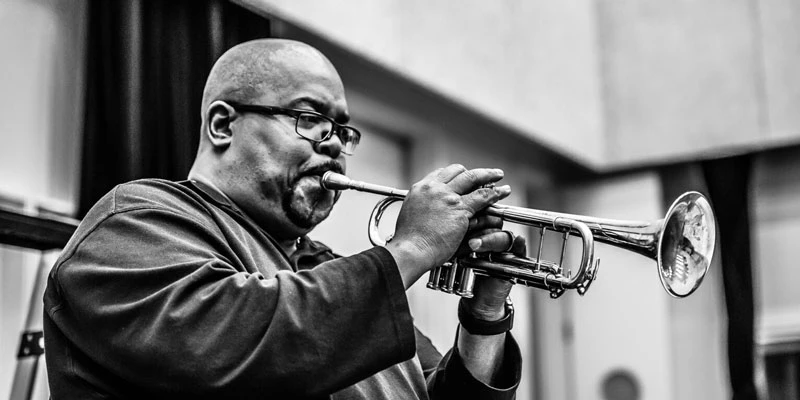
left=79, top=0, right=271, bottom=216
left=661, top=155, right=757, bottom=400
left=703, top=155, right=757, bottom=400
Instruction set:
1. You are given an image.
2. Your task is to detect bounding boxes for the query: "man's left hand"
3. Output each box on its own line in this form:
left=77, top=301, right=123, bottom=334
left=458, top=214, right=527, bottom=321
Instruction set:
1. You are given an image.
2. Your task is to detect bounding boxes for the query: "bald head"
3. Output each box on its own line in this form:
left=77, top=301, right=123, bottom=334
left=189, top=39, right=350, bottom=240
left=201, top=39, right=340, bottom=120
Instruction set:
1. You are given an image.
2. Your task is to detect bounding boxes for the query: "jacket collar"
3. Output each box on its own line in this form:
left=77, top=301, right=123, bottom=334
left=182, top=178, right=334, bottom=267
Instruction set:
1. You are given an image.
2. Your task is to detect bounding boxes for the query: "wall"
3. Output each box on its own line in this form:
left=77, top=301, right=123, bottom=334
left=545, top=173, right=729, bottom=400
left=668, top=245, right=729, bottom=400
left=599, top=0, right=763, bottom=166
left=238, top=0, right=800, bottom=172
left=759, top=0, right=800, bottom=143
left=752, top=147, right=800, bottom=349
left=237, top=0, right=607, bottom=168
left=599, top=0, right=800, bottom=169
left=0, top=0, right=87, bottom=398
left=562, top=174, right=675, bottom=400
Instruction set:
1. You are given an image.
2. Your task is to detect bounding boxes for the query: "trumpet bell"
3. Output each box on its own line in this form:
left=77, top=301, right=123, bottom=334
left=658, top=192, right=716, bottom=298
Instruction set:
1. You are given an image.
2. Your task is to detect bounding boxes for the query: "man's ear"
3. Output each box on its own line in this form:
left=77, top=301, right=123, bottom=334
left=206, top=101, right=236, bottom=149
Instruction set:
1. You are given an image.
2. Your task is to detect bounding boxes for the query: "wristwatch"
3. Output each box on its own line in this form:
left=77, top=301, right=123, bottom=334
left=458, top=297, right=514, bottom=336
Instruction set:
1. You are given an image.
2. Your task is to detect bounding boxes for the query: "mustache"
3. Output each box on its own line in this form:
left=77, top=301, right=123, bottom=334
left=300, top=161, right=344, bottom=179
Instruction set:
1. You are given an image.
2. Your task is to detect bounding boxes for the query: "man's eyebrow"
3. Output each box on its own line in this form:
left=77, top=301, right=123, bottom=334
left=289, top=97, right=351, bottom=124
left=288, top=96, right=325, bottom=111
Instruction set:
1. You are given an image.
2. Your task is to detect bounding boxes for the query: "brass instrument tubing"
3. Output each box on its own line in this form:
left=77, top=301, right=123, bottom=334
left=559, top=232, right=568, bottom=271
left=535, top=226, right=545, bottom=269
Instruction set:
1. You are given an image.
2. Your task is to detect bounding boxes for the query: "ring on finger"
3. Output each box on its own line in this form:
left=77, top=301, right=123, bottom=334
left=504, top=231, right=516, bottom=252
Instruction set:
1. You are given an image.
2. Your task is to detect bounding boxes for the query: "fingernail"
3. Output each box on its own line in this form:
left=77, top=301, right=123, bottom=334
left=495, top=169, right=504, bottom=176
left=469, top=238, right=482, bottom=251
left=496, top=185, right=511, bottom=195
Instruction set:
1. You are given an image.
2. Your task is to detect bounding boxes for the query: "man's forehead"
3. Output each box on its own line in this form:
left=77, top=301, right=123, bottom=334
left=266, top=84, right=350, bottom=123
left=258, top=55, right=349, bottom=120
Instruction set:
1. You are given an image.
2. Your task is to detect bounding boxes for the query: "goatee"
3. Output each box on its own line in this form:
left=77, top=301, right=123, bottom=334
left=282, top=178, right=338, bottom=229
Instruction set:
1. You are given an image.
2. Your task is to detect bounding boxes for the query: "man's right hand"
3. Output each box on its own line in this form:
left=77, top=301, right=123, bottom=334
left=384, top=164, right=510, bottom=289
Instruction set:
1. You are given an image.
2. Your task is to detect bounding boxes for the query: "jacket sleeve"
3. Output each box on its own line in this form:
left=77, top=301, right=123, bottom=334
left=417, top=327, right=522, bottom=399
left=45, top=205, right=416, bottom=398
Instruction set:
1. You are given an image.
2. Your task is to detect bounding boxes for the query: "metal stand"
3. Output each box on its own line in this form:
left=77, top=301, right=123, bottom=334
left=10, top=252, right=56, bottom=400
left=1, top=204, right=78, bottom=400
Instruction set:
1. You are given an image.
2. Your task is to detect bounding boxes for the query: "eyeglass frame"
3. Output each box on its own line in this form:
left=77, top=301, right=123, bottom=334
left=223, top=100, right=362, bottom=155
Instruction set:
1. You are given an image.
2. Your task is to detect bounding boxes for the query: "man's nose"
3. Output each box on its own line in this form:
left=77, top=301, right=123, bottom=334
left=314, top=133, right=343, bottom=158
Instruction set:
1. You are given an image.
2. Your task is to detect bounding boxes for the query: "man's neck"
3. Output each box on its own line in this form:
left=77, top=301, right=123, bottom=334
left=278, top=237, right=300, bottom=257
left=188, top=173, right=232, bottom=202
left=188, top=170, right=305, bottom=257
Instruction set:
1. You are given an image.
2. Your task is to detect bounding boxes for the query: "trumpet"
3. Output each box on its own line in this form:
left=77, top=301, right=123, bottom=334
left=321, top=172, right=716, bottom=299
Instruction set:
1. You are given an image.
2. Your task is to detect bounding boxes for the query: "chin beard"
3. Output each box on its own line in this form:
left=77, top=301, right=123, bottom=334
left=282, top=179, right=338, bottom=230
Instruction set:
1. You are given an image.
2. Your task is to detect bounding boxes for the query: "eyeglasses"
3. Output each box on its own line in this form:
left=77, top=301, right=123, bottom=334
left=226, top=101, right=361, bottom=155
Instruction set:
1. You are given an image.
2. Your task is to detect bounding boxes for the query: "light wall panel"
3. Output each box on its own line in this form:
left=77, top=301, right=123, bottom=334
left=0, top=1, right=87, bottom=398
left=759, top=0, right=800, bottom=141
left=239, top=0, right=800, bottom=171
left=752, top=148, right=800, bottom=348
left=598, top=0, right=764, bottom=167
left=562, top=173, right=674, bottom=400
left=238, top=0, right=607, bottom=167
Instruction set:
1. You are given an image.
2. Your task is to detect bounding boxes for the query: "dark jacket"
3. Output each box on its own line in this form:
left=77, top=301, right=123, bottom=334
left=43, top=179, right=520, bottom=399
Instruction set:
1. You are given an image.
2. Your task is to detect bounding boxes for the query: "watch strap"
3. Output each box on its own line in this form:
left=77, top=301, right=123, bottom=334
left=458, top=297, right=514, bottom=336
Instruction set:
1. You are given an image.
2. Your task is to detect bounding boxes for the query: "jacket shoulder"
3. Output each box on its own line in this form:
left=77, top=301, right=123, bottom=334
left=109, top=179, right=206, bottom=214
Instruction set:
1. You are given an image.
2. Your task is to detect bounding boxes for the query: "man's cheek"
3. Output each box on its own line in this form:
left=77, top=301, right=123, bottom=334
left=293, top=178, right=337, bottom=214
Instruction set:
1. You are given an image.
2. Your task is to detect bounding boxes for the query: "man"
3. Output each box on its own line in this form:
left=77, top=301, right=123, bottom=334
left=44, top=39, right=523, bottom=399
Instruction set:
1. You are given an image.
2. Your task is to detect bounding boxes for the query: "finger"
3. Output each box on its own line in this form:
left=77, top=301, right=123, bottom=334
left=465, top=276, right=513, bottom=312
left=472, top=276, right=514, bottom=299
left=433, top=164, right=468, bottom=183
left=467, top=230, right=516, bottom=253
left=510, top=234, right=527, bottom=257
left=447, top=168, right=504, bottom=194
left=416, top=164, right=466, bottom=185
left=461, top=184, right=511, bottom=215
left=467, top=213, right=504, bottom=231
left=454, top=226, right=499, bottom=257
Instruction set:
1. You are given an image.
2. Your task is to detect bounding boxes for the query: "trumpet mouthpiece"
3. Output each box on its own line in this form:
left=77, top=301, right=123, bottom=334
left=321, top=171, right=352, bottom=191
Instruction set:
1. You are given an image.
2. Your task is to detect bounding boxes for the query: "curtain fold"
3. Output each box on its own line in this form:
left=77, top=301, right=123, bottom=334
left=661, top=156, right=757, bottom=400
left=79, top=0, right=271, bottom=216
left=702, top=155, right=757, bottom=400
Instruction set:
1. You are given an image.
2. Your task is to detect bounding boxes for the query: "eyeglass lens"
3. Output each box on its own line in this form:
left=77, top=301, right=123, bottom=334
left=296, top=113, right=360, bottom=154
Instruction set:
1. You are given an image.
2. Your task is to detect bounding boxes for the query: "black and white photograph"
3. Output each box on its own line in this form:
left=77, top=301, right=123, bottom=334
left=1, top=1, right=798, bottom=399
